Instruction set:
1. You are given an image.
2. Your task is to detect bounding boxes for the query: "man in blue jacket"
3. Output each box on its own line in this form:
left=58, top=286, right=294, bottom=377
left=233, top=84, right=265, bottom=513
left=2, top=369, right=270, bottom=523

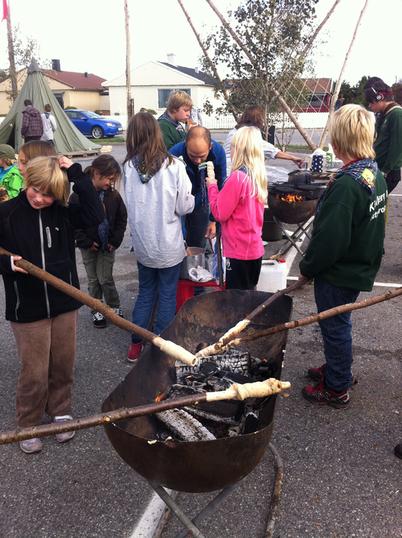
left=170, top=126, right=226, bottom=248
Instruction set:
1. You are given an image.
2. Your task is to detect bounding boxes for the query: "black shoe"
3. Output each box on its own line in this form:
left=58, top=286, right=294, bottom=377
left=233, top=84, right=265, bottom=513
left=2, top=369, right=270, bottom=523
left=394, top=443, right=402, bottom=459
left=113, top=307, right=124, bottom=318
left=92, top=311, right=106, bottom=328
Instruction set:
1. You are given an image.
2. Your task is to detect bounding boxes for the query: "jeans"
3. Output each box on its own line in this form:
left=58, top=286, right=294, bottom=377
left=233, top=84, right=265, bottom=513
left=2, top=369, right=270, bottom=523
left=80, top=248, right=120, bottom=308
left=185, top=204, right=210, bottom=248
left=131, top=261, right=181, bottom=343
left=314, top=278, right=359, bottom=391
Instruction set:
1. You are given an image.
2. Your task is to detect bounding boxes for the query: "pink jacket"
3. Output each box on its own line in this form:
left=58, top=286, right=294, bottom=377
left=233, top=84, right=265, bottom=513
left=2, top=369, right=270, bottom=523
left=208, top=169, right=264, bottom=260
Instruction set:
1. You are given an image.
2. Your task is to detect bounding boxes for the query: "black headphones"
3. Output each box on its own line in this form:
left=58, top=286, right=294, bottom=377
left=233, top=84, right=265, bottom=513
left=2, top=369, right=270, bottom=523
left=370, top=87, right=384, bottom=102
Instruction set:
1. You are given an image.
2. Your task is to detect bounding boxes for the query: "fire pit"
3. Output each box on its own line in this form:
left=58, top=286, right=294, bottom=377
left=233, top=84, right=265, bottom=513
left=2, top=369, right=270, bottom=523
left=268, top=182, right=325, bottom=225
left=102, top=289, right=292, bottom=493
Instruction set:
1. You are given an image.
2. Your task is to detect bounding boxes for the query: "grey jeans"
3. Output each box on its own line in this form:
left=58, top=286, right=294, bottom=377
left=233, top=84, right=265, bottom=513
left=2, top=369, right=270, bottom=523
left=11, top=310, right=78, bottom=427
left=80, top=248, right=120, bottom=308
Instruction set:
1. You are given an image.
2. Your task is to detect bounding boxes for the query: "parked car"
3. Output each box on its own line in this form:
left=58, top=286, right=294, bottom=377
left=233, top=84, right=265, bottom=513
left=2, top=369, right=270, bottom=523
left=64, top=109, right=123, bottom=139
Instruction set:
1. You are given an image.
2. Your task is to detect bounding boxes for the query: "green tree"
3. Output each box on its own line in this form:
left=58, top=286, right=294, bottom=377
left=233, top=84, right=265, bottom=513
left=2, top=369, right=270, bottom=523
left=200, top=0, right=319, bottom=130
left=339, top=76, right=369, bottom=105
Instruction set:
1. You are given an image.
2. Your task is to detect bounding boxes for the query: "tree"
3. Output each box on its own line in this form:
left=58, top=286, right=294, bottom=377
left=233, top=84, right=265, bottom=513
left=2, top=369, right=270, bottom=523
left=200, top=0, right=320, bottom=132
left=338, top=76, right=369, bottom=106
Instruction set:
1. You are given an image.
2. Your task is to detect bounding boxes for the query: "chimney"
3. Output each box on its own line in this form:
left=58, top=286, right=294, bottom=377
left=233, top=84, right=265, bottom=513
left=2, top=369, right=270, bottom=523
left=195, top=66, right=199, bottom=74
left=167, top=53, right=177, bottom=66
left=51, top=59, right=61, bottom=71
left=84, top=72, right=89, bottom=78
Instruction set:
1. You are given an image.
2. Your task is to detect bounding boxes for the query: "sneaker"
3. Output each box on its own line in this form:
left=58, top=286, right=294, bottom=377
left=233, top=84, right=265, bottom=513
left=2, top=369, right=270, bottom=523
left=306, top=364, right=325, bottom=382
left=302, top=381, right=350, bottom=409
left=127, top=342, right=143, bottom=362
left=19, top=437, right=43, bottom=454
left=92, top=311, right=106, bottom=328
left=113, top=307, right=124, bottom=318
left=54, top=415, right=75, bottom=443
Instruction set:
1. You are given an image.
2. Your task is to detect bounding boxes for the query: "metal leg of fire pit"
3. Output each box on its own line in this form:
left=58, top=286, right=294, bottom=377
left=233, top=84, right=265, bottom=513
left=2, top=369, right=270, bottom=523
left=271, top=216, right=314, bottom=258
left=150, top=482, right=237, bottom=538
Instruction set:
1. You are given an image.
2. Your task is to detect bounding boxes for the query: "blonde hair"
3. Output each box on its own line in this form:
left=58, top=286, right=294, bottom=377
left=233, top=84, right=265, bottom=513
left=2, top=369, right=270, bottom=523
left=166, top=91, right=192, bottom=112
left=25, top=156, right=69, bottom=205
left=230, top=126, right=267, bottom=203
left=329, top=104, right=375, bottom=160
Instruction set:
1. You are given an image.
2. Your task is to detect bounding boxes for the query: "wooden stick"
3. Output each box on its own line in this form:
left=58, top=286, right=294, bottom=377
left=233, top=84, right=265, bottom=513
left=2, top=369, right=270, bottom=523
left=319, top=0, right=369, bottom=148
left=0, top=247, right=198, bottom=367
left=220, top=286, right=402, bottom=350
left=204, top=0, right=317, bottom=150
left=0, top=378, right=291, bottom=445
left=196, top=279, right=306, bottom=358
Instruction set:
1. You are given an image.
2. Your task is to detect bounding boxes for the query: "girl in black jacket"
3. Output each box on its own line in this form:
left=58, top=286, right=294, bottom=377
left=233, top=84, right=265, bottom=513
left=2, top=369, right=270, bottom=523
left=69, top=155, right=127, bottom=328
left=0, top=148, right=103, bottom=454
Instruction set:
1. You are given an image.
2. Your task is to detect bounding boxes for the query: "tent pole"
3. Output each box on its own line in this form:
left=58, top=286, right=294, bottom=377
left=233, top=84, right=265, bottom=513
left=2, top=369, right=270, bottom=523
left=6, top=0, right=18, bottom=102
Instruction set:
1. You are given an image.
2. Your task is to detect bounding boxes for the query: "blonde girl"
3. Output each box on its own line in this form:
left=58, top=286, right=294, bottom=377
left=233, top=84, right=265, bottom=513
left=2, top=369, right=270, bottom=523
left=207, top=126, right=267, bottom=289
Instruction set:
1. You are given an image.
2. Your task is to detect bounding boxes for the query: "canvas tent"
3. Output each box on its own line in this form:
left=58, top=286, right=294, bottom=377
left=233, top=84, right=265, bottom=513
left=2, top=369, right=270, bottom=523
left=0, top=61, right=100, bottom=154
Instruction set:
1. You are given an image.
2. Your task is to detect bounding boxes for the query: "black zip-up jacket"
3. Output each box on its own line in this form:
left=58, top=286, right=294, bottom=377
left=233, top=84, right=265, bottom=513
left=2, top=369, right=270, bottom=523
left=0, top=164, right=104, bottom=322
left=70, top=188, right=127, bottom=249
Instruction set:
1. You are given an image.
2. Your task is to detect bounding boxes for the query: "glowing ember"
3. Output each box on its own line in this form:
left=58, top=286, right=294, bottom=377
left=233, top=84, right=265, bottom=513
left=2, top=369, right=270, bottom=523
left=154, top=392, right=165, bottom=403
left=279, top=193, right=304, bottom=203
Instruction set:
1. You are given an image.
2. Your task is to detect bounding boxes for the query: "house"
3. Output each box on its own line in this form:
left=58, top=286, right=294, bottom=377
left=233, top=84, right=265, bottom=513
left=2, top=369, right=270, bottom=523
left=0, top=60, right=109, bottom=116
left=295, top=78, right=333, bottom=113
left=103, top=55, right=224, bottom=128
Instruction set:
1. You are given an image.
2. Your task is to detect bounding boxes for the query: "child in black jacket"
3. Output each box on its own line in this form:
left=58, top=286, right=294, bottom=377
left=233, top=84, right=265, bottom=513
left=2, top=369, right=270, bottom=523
left=0, top=147, right=103, bottom=454
left=70, top=155, right=127, bottom=328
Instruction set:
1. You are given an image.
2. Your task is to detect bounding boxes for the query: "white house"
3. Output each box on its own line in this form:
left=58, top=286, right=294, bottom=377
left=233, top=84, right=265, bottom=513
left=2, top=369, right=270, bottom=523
left=103, top=56, right=225, bottom=129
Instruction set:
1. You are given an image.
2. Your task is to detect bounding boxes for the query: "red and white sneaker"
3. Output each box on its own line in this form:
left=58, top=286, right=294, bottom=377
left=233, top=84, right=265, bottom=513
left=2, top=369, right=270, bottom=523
left=127, top=342, right=143, bottom=363
left=302, top=380, right=350, bottom=409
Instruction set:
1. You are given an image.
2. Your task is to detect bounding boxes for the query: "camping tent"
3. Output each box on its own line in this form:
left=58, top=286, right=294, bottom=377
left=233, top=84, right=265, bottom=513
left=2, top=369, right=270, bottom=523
left=0, top=61, right=101, bottom=155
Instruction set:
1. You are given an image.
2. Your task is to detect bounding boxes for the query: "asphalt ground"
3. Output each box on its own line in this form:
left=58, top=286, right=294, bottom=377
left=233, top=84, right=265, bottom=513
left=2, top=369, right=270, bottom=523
left=0, top=147, right=401, bottom=537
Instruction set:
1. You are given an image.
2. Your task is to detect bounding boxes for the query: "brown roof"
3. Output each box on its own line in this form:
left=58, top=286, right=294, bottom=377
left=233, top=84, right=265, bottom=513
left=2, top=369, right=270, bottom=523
left=43, top=69, right=106, bottom=91
left=302, top=78, right=333, bottom=94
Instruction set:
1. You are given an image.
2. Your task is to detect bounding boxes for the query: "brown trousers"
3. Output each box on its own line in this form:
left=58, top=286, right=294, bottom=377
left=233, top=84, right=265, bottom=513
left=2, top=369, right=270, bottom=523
left=11, top=310, right=78, bottom=428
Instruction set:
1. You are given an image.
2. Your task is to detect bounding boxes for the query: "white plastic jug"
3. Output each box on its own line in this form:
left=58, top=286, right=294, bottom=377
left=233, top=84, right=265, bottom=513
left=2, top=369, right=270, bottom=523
left=257, top=259, right=287, bottom=293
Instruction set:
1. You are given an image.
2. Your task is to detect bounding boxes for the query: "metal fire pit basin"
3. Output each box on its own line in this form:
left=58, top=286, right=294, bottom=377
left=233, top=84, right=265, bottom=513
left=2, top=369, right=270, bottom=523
left=102, top=290, right=292, bottom=493
left=268, top=190, right=318, bottom=224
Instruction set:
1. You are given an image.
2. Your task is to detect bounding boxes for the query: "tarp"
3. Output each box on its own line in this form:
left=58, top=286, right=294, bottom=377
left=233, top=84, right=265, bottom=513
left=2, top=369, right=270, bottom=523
left=0, top=61, right=101, bottom=154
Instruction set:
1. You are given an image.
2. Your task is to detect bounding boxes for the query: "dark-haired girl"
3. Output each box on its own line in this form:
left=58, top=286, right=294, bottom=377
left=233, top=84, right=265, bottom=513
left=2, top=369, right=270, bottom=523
left=124, top=112, right=194, bottom=361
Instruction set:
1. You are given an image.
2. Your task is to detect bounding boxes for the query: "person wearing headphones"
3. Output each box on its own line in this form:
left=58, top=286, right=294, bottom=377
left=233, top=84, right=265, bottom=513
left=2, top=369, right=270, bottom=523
left=364, top=77, right=402, bottom=193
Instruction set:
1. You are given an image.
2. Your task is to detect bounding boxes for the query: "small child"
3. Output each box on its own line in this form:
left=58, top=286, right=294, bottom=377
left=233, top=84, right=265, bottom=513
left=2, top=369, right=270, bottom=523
left=124, top=112, right=194, bottom=361
left=158, top=90, right=192, bottom=149
left=70, top=155, right=127, bottom=328
left=206, top=126, right=267, bottom=290
left=299, top=104, right=388, bottom=408
left=0, top=144, right=24, bottom=201
left=0, top=144, right=103, bottom=454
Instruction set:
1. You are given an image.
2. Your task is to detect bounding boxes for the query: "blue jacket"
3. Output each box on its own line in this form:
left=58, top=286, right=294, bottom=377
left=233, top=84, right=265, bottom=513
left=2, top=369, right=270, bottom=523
left=170, top=140, right=227, bottom=211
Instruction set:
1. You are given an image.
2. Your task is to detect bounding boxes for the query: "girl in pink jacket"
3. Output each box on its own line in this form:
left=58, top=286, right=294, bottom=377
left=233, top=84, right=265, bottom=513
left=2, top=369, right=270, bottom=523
left=207, top=126, right=267, bottom=289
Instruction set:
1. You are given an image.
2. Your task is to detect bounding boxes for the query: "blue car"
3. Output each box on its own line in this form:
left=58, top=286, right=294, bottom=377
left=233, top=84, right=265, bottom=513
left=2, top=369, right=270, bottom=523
left=65, top=109, right=123, bottom=139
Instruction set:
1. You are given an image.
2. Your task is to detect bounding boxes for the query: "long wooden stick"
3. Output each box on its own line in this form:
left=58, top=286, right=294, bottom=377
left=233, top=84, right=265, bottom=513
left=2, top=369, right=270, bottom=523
left=196, top=278, right=306, bottom=358
left=218, top=286, right=402, bottom=352
left=0, top=378, right=291, bottom=445
left=204, top=0, right=317, bottom=150
left=319, top=0, right=369, bottom=147
left=0, top=247, right=197, bottom=366
left=177, top=0, right=238, bottom=122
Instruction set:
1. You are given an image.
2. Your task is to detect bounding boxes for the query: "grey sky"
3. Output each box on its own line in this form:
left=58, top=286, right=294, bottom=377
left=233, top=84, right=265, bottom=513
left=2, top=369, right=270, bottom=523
left=0, top=0, right=400, bottom=85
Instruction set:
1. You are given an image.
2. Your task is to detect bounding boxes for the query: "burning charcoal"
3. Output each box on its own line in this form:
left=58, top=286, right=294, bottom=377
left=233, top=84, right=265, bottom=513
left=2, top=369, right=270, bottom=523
left=156, top=409, right=216, bottom=442
left=242, top=411, right=260, bottom=434
left=183, top=407, right=239, bottom=426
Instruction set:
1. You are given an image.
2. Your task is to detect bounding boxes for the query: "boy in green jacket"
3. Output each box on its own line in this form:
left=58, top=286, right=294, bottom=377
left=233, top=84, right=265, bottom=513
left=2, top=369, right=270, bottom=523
left=0, top=144, right=24, bottom=201
left=158, top=90, right=192, bottom=149
left=299, top=105, right=387, bottom=408
left=364, top=77, right=402, bottom=193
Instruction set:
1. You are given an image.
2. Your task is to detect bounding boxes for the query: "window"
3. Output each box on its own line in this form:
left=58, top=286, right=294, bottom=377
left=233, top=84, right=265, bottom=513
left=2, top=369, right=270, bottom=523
left=158, top=88, right=191, bottom=109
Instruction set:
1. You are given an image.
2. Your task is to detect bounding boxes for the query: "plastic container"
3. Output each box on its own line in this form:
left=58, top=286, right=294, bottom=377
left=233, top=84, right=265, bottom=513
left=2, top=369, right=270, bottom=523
left=257, top=259, right=287, bottom=293
left=310, top=148, right=326, bottom=174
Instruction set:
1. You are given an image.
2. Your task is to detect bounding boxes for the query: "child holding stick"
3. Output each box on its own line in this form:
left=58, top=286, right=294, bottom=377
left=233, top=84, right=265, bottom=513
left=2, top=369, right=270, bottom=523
left=0, top=145, right=103, bottom=454
left=206, top=126, right=267, bottom=290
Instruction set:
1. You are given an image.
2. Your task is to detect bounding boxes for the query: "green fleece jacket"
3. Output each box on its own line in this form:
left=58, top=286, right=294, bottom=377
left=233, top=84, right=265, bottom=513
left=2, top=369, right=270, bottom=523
left=158, top=113, right=186, bottom=150
left=1, top=165, right=24, bottom=199
left=299, top=169, right=387, bottom=291
left=374, top=103, right=402, bottom=174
